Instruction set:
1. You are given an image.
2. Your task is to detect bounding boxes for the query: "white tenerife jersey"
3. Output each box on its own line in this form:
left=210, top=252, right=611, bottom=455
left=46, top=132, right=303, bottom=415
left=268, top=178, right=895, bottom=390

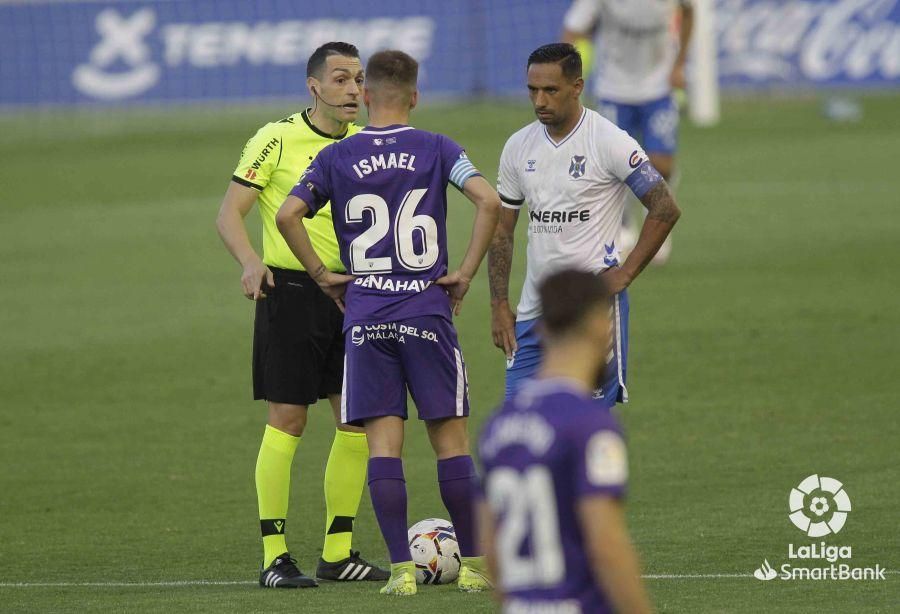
left=498, top=108, right=657, bottom=321
left=564, top=0, right=691, bottom=104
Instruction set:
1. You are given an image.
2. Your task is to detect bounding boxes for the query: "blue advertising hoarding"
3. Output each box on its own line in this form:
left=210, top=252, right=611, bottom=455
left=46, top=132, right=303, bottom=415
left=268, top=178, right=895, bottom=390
left=0, top=0, right=570, bottom=106
left=716, top=0, right=900, bottom=87
left=0, top=0, right=897, bottom=107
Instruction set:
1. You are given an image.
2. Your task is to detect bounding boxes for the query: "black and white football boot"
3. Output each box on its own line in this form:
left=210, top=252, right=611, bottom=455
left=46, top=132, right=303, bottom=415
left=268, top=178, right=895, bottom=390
left=259, top=553, right=318, bottom=588
left=315, top=550, right=390, bottom=582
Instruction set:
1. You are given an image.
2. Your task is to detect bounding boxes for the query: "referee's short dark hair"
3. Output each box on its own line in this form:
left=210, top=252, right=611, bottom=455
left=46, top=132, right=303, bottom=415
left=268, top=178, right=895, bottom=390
left=539, top=269, right=611, bottom=338
left=527, top=43, right=582, bottom=79
left=307, top=42, right=360, bottom=78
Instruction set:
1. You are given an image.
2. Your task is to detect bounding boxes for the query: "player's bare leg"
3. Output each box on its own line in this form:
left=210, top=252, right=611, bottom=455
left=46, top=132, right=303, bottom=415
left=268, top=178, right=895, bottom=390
left=366, top=415, right=405, bottom=456
left=426, top=418, right=491, bottom=592
left=315, top=396, right=388, bottom=582
left=425, top=415, right=469, bottom=459
left=648, top=153, right=675, bottom=265
left=365, top=416, right=416, bottom=595
left=257, top=402, right=317, bottom=588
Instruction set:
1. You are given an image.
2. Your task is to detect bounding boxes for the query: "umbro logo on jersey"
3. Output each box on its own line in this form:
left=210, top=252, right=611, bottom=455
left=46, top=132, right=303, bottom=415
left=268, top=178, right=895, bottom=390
left=569, top=155, right=587, bottom=179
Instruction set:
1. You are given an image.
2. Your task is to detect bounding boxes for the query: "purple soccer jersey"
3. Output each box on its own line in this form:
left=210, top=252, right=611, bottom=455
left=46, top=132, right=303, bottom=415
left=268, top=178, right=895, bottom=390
left=290, top=124, right=481, bottom=329
left=479, top=379, right=629, bottom=614
left=291, top=124, right=480, bottom=426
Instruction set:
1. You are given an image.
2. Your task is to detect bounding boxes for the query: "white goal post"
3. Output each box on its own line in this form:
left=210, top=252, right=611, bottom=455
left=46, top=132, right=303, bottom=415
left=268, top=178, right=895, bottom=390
left=688, top=0, right=721, bottom=126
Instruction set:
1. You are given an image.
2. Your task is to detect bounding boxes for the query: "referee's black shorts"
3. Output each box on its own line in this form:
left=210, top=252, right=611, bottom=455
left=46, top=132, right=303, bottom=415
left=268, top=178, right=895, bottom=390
left=252, top=267, right=344, bottom=406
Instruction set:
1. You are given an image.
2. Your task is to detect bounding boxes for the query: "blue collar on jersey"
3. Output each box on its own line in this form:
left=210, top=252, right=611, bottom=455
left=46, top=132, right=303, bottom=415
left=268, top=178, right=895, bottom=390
left=543, top=107, right=587, bottom=149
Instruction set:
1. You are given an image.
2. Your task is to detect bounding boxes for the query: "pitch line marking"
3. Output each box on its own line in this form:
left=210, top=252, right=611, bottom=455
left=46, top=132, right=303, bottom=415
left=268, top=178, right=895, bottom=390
left=644, top=573, right=750, bottom=579
left=0, top=581, right=257, bottom=588
left=1, top=571, right=897, bottom=587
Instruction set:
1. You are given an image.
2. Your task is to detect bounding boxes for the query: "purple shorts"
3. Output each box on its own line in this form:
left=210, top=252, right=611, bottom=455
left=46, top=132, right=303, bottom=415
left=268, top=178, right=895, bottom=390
left=340, top=315, right=470, bottom=426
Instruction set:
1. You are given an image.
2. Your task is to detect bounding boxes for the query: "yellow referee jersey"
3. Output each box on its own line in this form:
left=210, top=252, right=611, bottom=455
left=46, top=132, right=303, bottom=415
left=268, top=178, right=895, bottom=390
left=232, top=109, right=359, bottom=272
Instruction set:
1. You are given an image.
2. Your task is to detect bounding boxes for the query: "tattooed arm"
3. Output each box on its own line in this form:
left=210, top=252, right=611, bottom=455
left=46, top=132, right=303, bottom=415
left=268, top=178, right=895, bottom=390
left=601, top=182, right=681, bottom=293
left=488, top=206, right=521, bottom=357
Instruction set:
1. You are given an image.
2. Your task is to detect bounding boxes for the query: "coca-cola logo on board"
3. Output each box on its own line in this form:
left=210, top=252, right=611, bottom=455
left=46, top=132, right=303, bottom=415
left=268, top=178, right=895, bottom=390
left=717, top=0, right=900, bottom=82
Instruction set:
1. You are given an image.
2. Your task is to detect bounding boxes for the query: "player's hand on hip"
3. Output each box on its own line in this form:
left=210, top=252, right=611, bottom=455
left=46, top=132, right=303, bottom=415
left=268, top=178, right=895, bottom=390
left=491, top=300, right=518, bottom=359
left=598, top=267, right=632, bottom=295
left=316, top=271, right=355, bottom=313
left=242, top=260, right=274, bottom=300
left=436, top=271, right=471, bottom=316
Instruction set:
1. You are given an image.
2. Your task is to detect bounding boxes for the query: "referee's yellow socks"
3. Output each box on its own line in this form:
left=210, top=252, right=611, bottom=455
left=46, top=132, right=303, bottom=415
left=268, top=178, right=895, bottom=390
left=322, top=429, right=369, bottom=563
left=256, top=424, right=300, bottom=568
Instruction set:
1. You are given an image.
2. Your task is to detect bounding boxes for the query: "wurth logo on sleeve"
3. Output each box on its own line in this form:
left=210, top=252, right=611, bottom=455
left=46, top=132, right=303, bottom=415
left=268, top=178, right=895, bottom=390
left=251, top=138, right=280, bottom=171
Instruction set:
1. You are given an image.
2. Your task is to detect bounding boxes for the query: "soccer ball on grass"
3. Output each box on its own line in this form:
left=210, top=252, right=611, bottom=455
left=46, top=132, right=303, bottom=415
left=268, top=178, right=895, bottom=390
left=407, top=518, right=461, bottom=584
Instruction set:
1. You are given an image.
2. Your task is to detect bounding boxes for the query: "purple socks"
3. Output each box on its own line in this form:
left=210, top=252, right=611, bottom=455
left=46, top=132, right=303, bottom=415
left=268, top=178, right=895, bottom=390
left=368, top=457, right=411, bottom=564
left=368, top=455, right=481, bottom=563
left=437, top=455, right=479, bottom=557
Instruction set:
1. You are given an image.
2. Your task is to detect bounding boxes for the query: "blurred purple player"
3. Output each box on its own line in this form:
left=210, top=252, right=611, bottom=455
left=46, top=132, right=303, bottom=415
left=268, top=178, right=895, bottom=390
left=276, top=50, right=500, bottom=596
left=479, top=270, right=653, bottom=614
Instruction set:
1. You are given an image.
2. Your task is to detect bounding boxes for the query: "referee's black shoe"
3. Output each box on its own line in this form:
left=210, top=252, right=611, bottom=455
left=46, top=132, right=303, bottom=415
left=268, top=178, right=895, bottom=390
left=316, top=550, right=390, bottom=582
left=259, top=553, right=318, bottom=588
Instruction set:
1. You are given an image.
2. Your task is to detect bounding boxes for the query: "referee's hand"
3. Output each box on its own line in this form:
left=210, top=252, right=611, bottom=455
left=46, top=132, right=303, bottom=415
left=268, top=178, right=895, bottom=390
left=242, top=261, right=275, bottom=300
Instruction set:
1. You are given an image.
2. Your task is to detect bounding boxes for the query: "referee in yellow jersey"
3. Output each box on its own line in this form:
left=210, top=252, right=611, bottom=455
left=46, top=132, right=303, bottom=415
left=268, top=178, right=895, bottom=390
left=216, top=42, right=388, bottom=588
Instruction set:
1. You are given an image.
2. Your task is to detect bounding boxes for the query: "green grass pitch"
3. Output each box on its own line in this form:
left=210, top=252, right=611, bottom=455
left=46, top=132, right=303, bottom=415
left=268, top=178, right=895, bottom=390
left=0, top=95, right=898, bottom=612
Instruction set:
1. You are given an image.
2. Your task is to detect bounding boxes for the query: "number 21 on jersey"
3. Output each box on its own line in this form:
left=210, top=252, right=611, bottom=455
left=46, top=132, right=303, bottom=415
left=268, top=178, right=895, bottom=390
left=345, top=188, right=439, bottom=274
left=486, top=466, right=565, bottom=590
